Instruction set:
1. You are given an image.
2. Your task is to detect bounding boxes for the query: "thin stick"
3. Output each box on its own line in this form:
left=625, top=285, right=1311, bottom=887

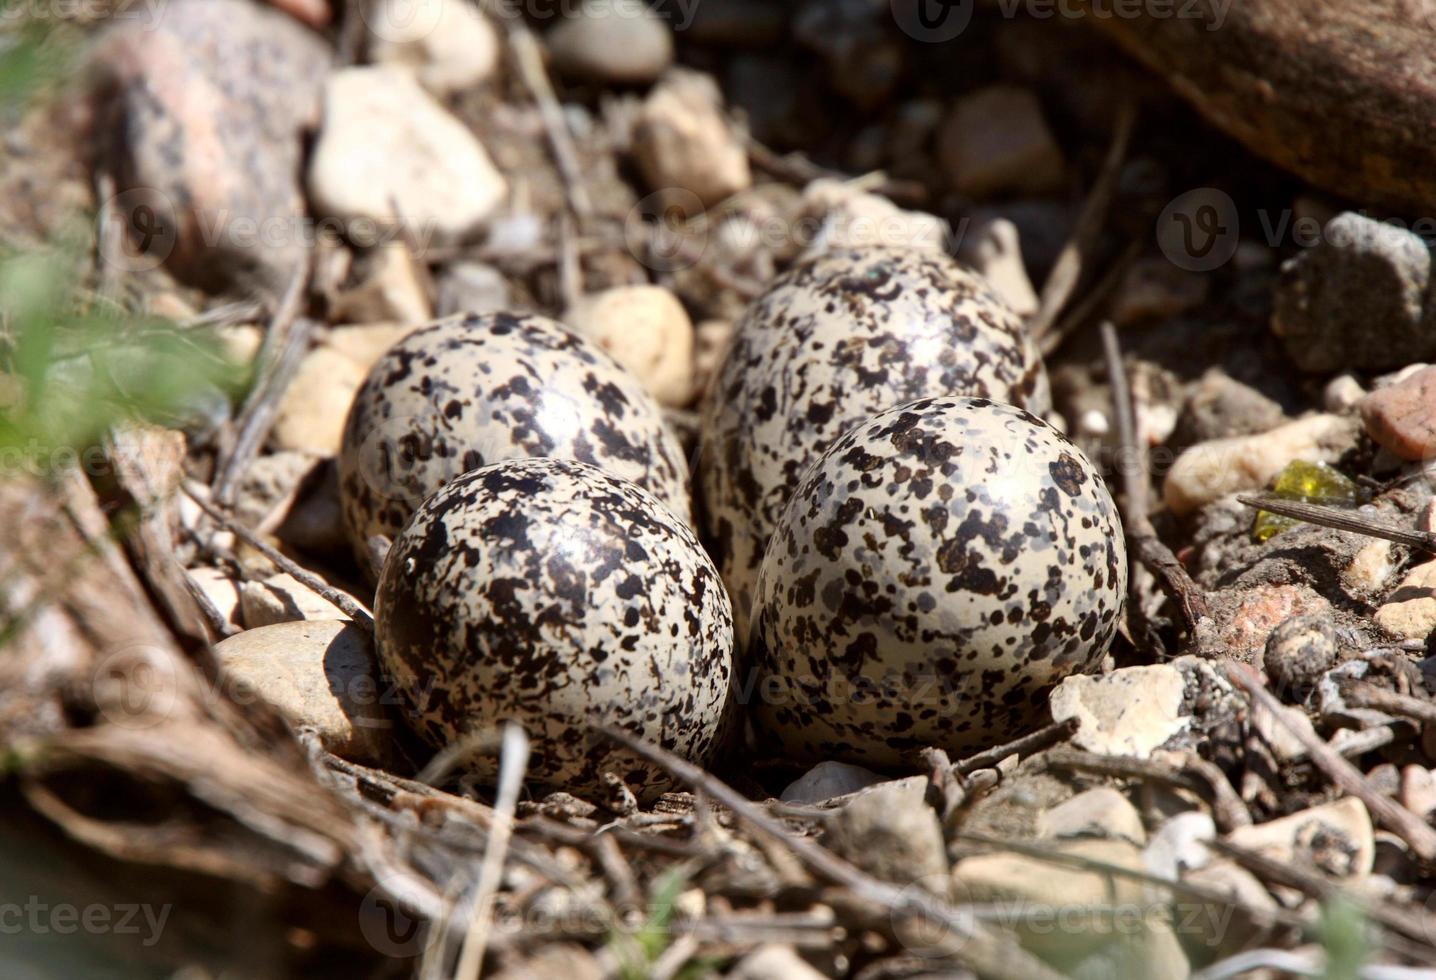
left=1340, top=681, right=1436, bottom=726
left=506, top=21, right=591, bottom=221
left=1028, top=98, right=1137, bottom=342
left=1224, top=662, right=1436, bottom=861
left=212, top=258, right=312, bottom=505
left=598, top=726, right=1069, bottom=980
left=1038, top=240, right=1140, bottom=358
left=952, top=718, right=1078, bottom=774
left=454, top=723, right=530, bottom=980
left=181, top=481, right=375, bottom=634
left=1236, top=495, right=1436, bottom=552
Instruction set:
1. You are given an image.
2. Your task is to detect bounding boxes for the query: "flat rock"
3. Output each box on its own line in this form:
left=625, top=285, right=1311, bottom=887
left=1049, top=666, right=1189, bottom=758
left=89, top=0, right=332, bottom=296
left=727, top=945, right=826, bottom=980
left=329, top=244, right=433, bottom=326
left=1163, top=413, right=1360, bottom=516
left=565, top=286, right=695, bottom=407
left=546, top=0, right=674, bottom=85
left=1273, top=212, right=1433, bottom=372
left=368, top=0, right=500, bottom=96
left=780, top=760, right=883, bottom=804
left=213, top=620, right=395, bottom=765
left=938, top=86, right=1064, bottom=199
left=633, top=69, right=751, bottom=208
left=1225, top=797, right=1374, bottom=878
left=1374, top=559, right=1436, bottom=641
left=1360, top=364, right=1436, bottom=461
left=827, top=780, right=948, bottom=889
left=240, top=572, right=347, bottom=626
left=1037, top=787, right=1146, bottom=845
left=308, top=66, right=506, bottom=241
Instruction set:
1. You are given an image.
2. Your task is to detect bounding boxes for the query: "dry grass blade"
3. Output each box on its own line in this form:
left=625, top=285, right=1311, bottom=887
left=598, top=725, right=1070, bottom=980
left=1236, top=495, right=1436, bottom=551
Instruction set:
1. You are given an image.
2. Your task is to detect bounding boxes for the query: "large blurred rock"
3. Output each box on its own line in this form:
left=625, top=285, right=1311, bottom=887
left=90, top=0, right=332, bottom=297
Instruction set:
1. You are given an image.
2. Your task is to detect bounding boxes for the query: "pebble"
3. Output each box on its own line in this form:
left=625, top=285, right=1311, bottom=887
left=1210, top=583, right=1331, bottom=662
left=937, top=86, right=1065, bottom=199
left=368, top=0, right=500, bottom=96
left=1037, top=787, right=1146, bottom=845
left=633, top=69, right=751, bottom=208
left=1162, top=413, right=1360, bottom=516
left=1175, top=368, right=1286, bottom=444
left=212, top=620, right=394, bottom=765
left=1179, top=859, right=1277, bottom=954
left=274, top=324, right=416, bottom=455
left=308, top=66, right=507, bottom=240
left=1343, top=539, right=1396, bottom=596
left=1110, top=256, right=1209, bottom=325
left=1065, top=922, right=1190, bottom=980
left=797, top=178, right=949, bottom=258
left=1049, top=665, right=1189, bottom=759
left=1323, top=373, right=1367, bottom=413
left=240, top=572, right=346, bottom=626
left=273, top=459, right=346, bottom=556
left=1359, top=364, right=1436, bottom=461
left=956, top=216, right=1038, bottom=317
left=546, top=0, right=674, bottom=85
left=436, top=261, right=512, bottom=318
left=329, top=244, right=433, bottom=326
left=89, top=0, right=332, bottom=297
left=233, top=449, right=324, bottom=530
left=1374, top=559, right=1436, bottom=640
left=564, top=285, right=695, bottom=407
left=1263, top=611, right=1338, bottom=696
left=1400, top=766, right=1436, bottom=820
left=188, top=566, right=243, bottom=632
left=1249, top=697, right=1319, bottom=763
left=727, top=946, right=826, bottom=980
left=1272, top=211, right=1435, bottom=372
left=780, top=761, right=883, bottom=804
left=1224, top=798, right=1374, bottom=878
left=827, top=781, right=948, bottom=889
left=1143, top=811, right=1215, bottom=881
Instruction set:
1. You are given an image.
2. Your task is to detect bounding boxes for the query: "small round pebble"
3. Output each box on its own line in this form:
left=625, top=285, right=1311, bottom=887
left=699, top=245, right=1050, bottom=639
left=751, top=396, right=1125, bottom=766
left=546, top=0, right=674, bottom=85
left=374, top=458, right=733, bottom=799
left=1264, top=611, right=1337, bottom=697
left=338, top=312, right=691, bottom=567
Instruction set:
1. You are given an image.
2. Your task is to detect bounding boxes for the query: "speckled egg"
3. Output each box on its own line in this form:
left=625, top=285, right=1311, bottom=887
left=339, top=312, right=692, bottom=569
left=374, top=457, right=733, bottom=799
left=699, top=246, right=1050, bottom=639
left=750, top=396, right=1124, bottom=767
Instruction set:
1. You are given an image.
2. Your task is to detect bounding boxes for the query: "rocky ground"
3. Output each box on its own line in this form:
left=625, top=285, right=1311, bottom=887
left=3, top=1, right=1436, bottom=978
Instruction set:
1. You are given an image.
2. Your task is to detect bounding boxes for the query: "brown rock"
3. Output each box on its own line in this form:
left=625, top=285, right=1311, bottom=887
left=633, top=70, right=752, bottom=208
left=1360, top=365, right=1436, bottom=461
left=938, top=86, right=1064, bottom=199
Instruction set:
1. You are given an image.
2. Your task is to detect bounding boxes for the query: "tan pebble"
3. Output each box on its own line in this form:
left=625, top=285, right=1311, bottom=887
left=1359, top=364, right=1436, bottom=461
left=633, top=69, right=751, bottom=208
left=240, top=572, right=348, bottom=626
left=565, top=286, right=695, bottom=407
left=1374, top=559, right=1436, bottom=640
left=1225, top=798, right=1373, bottom=877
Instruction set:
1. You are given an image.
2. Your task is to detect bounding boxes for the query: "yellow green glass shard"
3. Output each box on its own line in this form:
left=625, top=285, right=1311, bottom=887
left=1252, top=460, right=1361, bottom=542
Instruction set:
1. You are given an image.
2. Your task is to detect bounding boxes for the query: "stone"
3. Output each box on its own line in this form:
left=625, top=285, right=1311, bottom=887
left=436, top=261, right=512, bottom=318
left=217, top=323, right=265, bottom=368
left=727, top=945, right=826, bottom=980
left=1049, top=666, right=1189, bottom=758
left=827, top=780, right=948, bottom=888
left=1400, top=765, right=1436, bottom=820
left=275, top=459, right=347, bottom=556
left=1179, top=858, right=1277, bottom=955
left=1037, top=787, right=1146, bottom=845
left=1174, top=368, right=1285, bottom=444
left=324, top=322, right=418, bottom=370
left=240, top=572, right=347, bottom=626
left=89, top=0, right=332, bottom=297
left=633, top=69, right=751, bottom=209
left=564, top=285, right=695, bottom=407
left=1323, top=373, right=1367, bottom=414
left=1249, top=697, right=1319, bottom=763
left=233, top=450, right=325, bottom=530
left=798, top=178, right=949, bottom=258
left=957, top=216, right=1038, bottom=317
left=329, top=244, right=433, bottom=326
left=1225, top=798, right=1374, bottom=878
left=368, top=0, right=500, bottom=96
left=1272, top=212, right=1434, bottom=373
left=780, top=761, right=883, bottom=804
left=1375, top=560, right=1436, bottom=640
left=308, top=66, right=506, bottom=241
left=546, top=0, right=674, bottom=85
left=1208, top=583, right=1331, bottom=662
left=1110, top=256, right=1208, bottom=326
left=1343, top=539, right=1396, bottom=596
left=212, top=620, right=395, bottom=764
left=188, top=566, right=243, bottom=632
left=693, top=319, right=733, bottom=398
left=1162, top=413, right=1360, bottom=516
left=1360, top=364, right=1436, bottom=461
left=1065, top=922, right=1190, bottom=980
left=938, top=86, right=1065, bottom=199
left=273, top=346, right=368, bottom=455
left=1143, top=811, right=1215, bottom=881
left=1263, top=611, right=1337, bottom=697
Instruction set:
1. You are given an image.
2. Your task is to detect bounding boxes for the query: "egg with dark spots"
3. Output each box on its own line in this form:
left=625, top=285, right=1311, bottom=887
left=749, top=396, right=1124, bottom=767
left=698, top=246, right=1050, bottom=639
left=339, top=312, right=691, bottom=572
left=374, top=458, right=734, bottom=800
